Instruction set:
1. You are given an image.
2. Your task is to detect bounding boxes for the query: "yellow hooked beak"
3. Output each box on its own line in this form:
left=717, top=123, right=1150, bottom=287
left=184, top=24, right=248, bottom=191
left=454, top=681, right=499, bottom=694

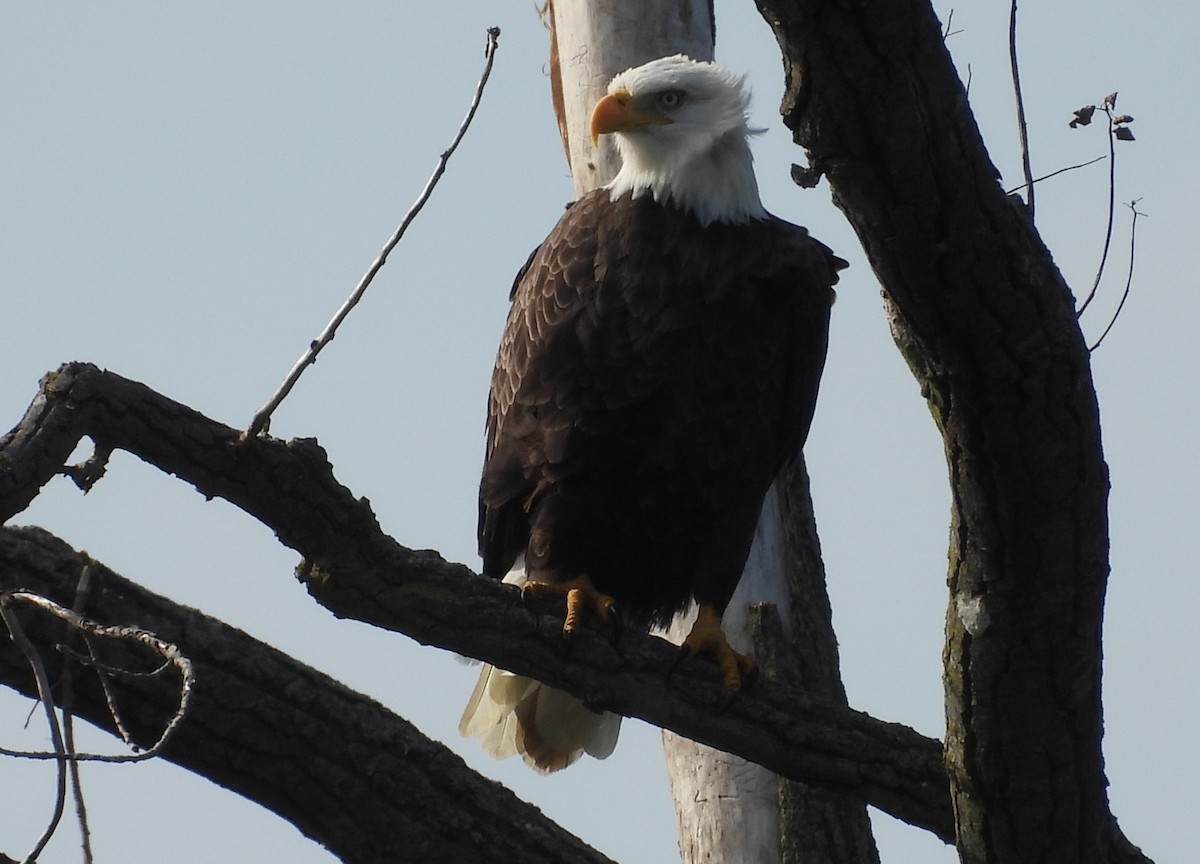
left=589, top=88, right=673, bottom=146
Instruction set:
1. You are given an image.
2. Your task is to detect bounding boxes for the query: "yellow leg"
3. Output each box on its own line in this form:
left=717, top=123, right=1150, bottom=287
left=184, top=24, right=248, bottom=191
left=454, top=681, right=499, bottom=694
left=679, top=603, right=757, bottom=691
left=523, top=575, right=617, bottom=635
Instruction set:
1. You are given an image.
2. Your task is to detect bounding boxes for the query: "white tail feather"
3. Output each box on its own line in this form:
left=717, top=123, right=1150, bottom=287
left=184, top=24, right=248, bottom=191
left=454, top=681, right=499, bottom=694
left=458, top=560, right=622, bottom=772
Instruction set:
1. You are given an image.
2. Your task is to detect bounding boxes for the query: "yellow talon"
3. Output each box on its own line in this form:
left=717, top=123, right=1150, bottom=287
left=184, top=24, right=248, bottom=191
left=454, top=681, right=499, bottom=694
left=679, top=604, right=757, bottom=691
left=523, top=575, right=617, bottom=635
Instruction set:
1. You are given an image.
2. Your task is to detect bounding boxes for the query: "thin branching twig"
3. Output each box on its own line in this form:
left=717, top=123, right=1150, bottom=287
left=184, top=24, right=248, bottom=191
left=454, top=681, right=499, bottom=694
left=243, top=26, right=502, bottom=439
left=0, top=595, right=68, bottom=863
left=63, top=563, right=96, bottom=864
left=63, top=687, right=91, bottom=860
left=2, top=585, right=194, bottom=862
left=1, top=588, right=194, bottom=862
left=942, top=9, right=962, bottom=39
left=1005, top=154, right=1107, bottom=195
left=1009, top=0, right=1035, bottom=220
left=1076, top=95, right=1126, bottom=318
left=0, top=590, right=195, bottom=765
left=1089, top=200, right=1145, bottom=351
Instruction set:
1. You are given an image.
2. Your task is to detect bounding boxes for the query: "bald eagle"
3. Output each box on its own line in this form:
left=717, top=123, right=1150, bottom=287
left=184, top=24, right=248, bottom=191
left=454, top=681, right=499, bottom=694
left=459, top=55, right=844, bottom=772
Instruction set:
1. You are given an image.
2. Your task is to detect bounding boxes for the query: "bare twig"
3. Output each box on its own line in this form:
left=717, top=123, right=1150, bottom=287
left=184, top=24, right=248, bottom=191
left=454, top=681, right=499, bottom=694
left=1076, top=95, right=1131, bottom=318
left=1005, top=154, right=1107, bottom=195
left=1089, top=200, right=1145, bottom=351
left=1009, top=0, right=1035, bottom=220
left=243, top=26, right=502, bottom=440
left=0, top=590, right=194, bottom=764
left=63, top=563, right=96, bottom=864
left=57, top=645, right=174, bottom=679
left=942, top=9, right=962, bottom=40
left=0, top=594, right=69, bottom=863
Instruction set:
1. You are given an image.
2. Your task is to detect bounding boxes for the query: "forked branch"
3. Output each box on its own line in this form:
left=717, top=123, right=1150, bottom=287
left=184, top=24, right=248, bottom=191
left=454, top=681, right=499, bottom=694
left=1089, top=199, right=1146, bottom=351
left=1074, top=94, right=1138, bottom=319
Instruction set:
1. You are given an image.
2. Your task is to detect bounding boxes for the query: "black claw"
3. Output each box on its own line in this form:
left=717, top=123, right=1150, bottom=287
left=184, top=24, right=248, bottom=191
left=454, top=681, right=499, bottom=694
left=560, top=626, right=576, bottom=656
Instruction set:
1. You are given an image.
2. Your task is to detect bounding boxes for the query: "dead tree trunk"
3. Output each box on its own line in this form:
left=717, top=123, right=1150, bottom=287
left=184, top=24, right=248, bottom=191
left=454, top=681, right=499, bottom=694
left=546, top=3, right=877, bottom=861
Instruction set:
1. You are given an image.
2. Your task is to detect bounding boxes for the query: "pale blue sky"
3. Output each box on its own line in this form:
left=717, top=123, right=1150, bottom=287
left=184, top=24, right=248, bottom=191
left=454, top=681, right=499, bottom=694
left=1, top=3, right=1194, bottom=862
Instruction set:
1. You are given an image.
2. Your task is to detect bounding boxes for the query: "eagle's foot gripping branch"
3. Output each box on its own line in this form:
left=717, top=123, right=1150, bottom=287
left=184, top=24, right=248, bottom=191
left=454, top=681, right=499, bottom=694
left=677, top=603, right=758, bottom=692
left=522, top=575, right=618, bottom=638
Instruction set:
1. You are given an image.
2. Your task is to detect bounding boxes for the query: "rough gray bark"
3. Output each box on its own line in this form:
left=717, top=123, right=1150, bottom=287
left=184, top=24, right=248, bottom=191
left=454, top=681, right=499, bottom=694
left=751, top=1, right=1150, bottom=861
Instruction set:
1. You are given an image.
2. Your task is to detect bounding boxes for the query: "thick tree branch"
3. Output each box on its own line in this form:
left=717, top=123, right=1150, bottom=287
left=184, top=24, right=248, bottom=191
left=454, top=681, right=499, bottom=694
left=752, top=1, right=1149, bottom=861
left=0, top=524, right=613, bottom=864
left=0, top=362, right=954, bottom=841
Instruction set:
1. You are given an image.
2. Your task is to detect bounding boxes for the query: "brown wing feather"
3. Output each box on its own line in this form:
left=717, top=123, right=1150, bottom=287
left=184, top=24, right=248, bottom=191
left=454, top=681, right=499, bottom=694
left=479, top=190, right=842, bottom=624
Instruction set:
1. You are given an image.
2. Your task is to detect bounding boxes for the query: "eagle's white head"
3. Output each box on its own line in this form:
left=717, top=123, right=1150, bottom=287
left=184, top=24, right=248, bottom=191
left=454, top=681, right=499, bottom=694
left=590, top=54, right=767, bottom=226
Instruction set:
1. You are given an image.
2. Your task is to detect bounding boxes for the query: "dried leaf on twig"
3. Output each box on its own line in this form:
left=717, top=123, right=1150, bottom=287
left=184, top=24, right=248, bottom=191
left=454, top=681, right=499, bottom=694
left=1070, top=105, right=1096, bottom=128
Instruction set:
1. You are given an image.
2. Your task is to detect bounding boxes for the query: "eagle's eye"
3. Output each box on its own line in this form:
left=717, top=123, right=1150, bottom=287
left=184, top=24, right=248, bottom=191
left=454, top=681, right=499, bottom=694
left=657, top=90, right=686, bottom=110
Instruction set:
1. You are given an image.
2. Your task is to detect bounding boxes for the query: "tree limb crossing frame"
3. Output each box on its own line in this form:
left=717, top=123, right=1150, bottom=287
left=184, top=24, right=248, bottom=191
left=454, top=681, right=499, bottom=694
left=0, top=362, right=954, bottom=850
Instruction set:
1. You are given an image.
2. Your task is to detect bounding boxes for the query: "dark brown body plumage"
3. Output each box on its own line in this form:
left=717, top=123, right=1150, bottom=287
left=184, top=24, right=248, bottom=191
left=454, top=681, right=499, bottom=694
left=479, top=189, right=842, bottom=628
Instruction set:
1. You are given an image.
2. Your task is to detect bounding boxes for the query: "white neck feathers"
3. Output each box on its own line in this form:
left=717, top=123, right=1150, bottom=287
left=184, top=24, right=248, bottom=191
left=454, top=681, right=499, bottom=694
left=606, top=129, right=766, bottom=226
